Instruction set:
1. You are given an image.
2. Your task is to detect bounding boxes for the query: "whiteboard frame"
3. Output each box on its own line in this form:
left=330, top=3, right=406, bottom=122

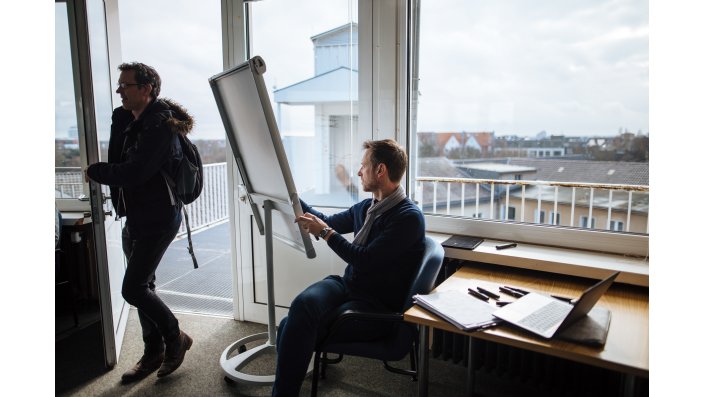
left=210, top=56, right=316, bottom=258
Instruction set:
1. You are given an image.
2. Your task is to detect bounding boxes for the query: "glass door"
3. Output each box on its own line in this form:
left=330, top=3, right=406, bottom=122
left=56, top=0, right=128, bottom=367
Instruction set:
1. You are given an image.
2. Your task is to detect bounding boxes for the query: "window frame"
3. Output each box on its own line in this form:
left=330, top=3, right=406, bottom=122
left=402, top=1, right=648, bottom=258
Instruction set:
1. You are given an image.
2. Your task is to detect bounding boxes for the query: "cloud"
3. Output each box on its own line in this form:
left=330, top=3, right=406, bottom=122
left=58, top=0, right=648, bottom=139
left=417, top=0, right=649, bottom=136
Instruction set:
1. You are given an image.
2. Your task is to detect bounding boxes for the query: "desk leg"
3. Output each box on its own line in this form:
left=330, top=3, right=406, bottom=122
left=465, top=336, right=474, bottom=397
left=418, top=325, right=430, bottom=397
left=622, top=373, right=635, bottom=397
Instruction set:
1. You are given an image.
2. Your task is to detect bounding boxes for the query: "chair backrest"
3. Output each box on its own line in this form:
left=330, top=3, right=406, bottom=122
left=401, top=237, right=445, bottom=310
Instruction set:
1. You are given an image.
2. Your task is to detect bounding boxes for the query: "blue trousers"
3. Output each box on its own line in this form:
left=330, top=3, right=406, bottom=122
left=272, top=275, right=392, bottom=396
left=121, top=222, right=181, bottom=354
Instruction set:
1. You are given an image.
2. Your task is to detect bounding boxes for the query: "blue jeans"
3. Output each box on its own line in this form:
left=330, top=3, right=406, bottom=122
left=272, top=275, right=392, bottom=396
left=121, top=222, right=181, bottom=354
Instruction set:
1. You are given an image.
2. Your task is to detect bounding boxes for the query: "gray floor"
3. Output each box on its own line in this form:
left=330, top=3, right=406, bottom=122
left=60, top=223, right=469, bottom=396
left=157, top=221, right=234, bottom=317
left=59, top=309, right=467, bottom=397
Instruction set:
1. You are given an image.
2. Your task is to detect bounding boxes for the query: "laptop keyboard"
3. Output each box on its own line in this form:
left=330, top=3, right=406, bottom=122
left=517, top=301, right=571, bottom=333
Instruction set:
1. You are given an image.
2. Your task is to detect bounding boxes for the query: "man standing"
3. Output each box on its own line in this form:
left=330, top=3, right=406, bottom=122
left=272, top=139, right=426, bottom=396
left=86, top=62, right=193, bottom=383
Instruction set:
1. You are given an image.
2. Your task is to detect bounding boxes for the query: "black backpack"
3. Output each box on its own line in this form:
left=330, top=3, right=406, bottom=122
left=162, top=133, right=204, bottom=269
left=171, top=134, right=204, bottom=204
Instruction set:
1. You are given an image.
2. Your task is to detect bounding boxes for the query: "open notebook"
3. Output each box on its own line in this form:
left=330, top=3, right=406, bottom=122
left=414, top=289, right=500, bottom=332
left=492, top=271, right=619, bottom=339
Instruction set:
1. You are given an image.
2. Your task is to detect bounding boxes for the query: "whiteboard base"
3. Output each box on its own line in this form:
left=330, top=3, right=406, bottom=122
left=220, top=332, right=276, bottom=385
left=220, top=331, right=314, bottom=386
left=220, top=200, right=313, bottom=386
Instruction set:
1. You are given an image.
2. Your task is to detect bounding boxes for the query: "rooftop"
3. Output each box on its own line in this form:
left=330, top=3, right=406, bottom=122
left=507, top=158, right=649, bottom=186
left=457, top=162, right=535, bottom=174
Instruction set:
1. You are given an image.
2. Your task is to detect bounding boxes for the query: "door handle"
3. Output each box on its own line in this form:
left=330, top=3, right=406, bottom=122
left=238, top=184, right=247, bottom=202
left=78, top=194, right=111, bottom=203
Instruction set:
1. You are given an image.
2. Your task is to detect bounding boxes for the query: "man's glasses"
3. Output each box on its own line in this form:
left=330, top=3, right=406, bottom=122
left=116, top=82, right=142, bottom=90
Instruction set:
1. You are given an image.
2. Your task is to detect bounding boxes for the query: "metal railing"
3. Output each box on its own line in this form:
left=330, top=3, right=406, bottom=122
left=415, top=176, right=649, bottom=234
left=178, top=163, right=229, bottom=235
left=55, top=163, right=229, bottom=235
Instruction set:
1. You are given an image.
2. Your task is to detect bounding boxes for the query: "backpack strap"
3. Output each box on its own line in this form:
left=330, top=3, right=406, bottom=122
left=182, top=207, right=199, bottom=269
left=161, top=170, right=177, bottom=206
left=161, top=171, right=198, bottom=269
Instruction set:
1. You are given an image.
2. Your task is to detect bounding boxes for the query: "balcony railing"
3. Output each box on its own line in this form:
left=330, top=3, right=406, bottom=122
left=56, top=165, right=649, bottom=235
left=415, top=176, right=649, bottom=234
left=178, top=163, right=228, bottom=235
left=55, top=163, right=229, bottom=236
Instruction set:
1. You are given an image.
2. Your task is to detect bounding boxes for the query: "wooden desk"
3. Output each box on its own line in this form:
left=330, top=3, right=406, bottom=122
left=404, top=264, right=649, bottom=397
left=427, top=232, right=649, bottom=287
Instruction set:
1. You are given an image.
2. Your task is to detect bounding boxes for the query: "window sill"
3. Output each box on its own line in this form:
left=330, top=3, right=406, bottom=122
left=427, top=232, right=649, bottom=287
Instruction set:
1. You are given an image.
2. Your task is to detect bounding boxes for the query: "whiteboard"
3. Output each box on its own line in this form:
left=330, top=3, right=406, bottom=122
left=209, top=56, right=315, bottom=259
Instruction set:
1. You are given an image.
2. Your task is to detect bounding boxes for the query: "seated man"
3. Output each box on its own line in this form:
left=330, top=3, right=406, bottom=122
left=272, top=139, right=426, bottom=396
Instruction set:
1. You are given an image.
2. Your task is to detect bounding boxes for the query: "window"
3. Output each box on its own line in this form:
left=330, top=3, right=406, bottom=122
left=410, top=1, right=649, bottom=253
left=535, top=210, right=545, bottom=224
left=610, top=220, right=624, bottom=232
left=119, top=0, right=231, bottom=234
left=550, top=211, right=561, bottom=225
left=55, top=0, right=113, bottom=208
left=55, top=3, right=83, bottom=200
left=119, top=0, right=225, bottom=164
left=580, top=216, right=596, bottom=229
left=250, top=0, right=359, bottom=208
left=501, top=205, right=516, bottom=221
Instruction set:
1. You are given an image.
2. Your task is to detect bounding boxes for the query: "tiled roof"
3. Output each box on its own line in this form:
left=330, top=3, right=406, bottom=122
left=506, top=158, right=649, bottom=186
left=416, top=157, right=491, bottom=206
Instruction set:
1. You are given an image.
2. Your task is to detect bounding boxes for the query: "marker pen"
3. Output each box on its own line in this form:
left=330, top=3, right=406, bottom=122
left=496, top=242, right=517, bottom=250
left=467, top=288, right=490, bottom=301
left=476, top=286, right=501, bottom=300
left=499, top=286, right=525, bottom=298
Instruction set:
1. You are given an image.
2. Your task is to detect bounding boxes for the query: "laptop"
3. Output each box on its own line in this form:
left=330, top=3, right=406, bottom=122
left=492, top=271, right=620, bottom=339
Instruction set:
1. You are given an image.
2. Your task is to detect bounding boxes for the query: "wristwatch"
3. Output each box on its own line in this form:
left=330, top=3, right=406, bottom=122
left=318, top=227, right=332, bottom=239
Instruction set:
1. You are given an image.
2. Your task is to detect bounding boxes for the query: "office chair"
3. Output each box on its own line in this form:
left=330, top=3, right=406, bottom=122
left=310, top=237, right=445, bottom=396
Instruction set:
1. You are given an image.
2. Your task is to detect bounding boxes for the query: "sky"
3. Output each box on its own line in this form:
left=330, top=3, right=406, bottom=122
left=416, top=0, right=649, bottom=136
left=55, top=0, right=648, bottom=140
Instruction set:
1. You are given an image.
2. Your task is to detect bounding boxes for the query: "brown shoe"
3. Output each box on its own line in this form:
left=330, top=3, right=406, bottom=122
left=121, top=351, right=164, bottom=383
left=157, top=331, right=193, bottom=378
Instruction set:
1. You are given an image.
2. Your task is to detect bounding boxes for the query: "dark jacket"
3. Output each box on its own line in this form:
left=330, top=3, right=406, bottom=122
left=301, top=197, right=426, bottom=312
left=87, top=98, right=194, bottom=237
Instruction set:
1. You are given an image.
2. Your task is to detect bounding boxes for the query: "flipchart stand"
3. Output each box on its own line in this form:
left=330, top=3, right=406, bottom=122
left=219, top=198, right=313, bottom=385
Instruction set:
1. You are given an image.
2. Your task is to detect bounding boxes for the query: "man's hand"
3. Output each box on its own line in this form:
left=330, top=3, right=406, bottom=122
left=295, top=212, right=330, bottom=240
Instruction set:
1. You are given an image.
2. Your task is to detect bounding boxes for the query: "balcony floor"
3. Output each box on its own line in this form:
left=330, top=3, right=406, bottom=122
left=156, top=221, right=234, bottom=317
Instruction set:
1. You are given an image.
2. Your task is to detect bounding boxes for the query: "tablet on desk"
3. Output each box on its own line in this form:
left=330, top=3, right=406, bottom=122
left=441, top=235, right=484, bottom=251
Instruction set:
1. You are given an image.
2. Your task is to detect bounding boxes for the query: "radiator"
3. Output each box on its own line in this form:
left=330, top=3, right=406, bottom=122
left=430, top=259, right=648, bottom=397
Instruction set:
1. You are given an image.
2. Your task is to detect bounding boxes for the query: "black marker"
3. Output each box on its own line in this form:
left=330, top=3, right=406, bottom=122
left=496, top=301, right=511, bottom=307
left=499, top=286, right=525, bottom=298
left=504, top=285, right=530, bottom=295
left=467, top=288, right=490, bottom=301
left=496, top=242, right=517, bottom=250
left=476, top=286, right=501, bottom=300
